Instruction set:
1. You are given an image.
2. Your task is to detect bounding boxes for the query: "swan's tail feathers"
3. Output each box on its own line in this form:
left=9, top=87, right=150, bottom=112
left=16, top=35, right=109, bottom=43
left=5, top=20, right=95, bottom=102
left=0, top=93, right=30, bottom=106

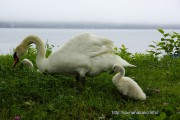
left=127, top=64, right=136, bottom=67
left=138, top=92, right=146, bottom=100
left=118, top=58, right=136, bottom=67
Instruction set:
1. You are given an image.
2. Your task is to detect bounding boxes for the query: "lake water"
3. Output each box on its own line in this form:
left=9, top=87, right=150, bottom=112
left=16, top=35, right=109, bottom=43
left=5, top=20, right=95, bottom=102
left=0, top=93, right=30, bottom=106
left=0, top=28, right=180, bottom=54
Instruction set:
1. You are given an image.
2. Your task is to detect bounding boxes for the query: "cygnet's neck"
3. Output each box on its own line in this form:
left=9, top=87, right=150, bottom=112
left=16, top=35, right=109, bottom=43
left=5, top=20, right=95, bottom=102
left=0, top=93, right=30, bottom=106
left=117, top=66, right=125, bottom=79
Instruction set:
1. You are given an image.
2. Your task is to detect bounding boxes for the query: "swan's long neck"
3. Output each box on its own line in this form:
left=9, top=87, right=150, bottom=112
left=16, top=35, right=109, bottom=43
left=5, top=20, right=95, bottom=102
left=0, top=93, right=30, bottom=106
left=22, top=35, right=46, bottom=71
left=117, top=66, right=125, bottom=79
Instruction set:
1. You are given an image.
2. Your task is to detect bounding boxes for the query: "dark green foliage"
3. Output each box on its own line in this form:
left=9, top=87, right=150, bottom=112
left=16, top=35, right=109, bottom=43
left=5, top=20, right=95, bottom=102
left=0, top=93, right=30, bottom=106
left=114, top=44, right=132, bottom=62
left=115, top=44, right=132, bottom=58
left=45, top=40, right=54, bottom=58
left=147, top=28, right=180, bottom=56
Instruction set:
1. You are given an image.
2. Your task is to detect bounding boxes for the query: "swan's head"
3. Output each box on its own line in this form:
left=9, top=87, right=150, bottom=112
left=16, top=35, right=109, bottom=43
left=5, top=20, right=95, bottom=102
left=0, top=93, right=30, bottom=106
left=13, top=44, right=28, bottom=67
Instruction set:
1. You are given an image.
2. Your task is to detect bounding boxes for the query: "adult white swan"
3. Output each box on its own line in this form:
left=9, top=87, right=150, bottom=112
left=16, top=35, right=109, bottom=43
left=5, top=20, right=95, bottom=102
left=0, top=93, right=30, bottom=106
left=13, top=33, right=135, bottom=83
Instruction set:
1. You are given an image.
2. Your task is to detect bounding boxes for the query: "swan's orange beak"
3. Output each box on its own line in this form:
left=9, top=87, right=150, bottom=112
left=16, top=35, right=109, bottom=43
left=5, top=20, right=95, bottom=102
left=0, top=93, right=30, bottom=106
left=13, top=52, right=19, bottom=68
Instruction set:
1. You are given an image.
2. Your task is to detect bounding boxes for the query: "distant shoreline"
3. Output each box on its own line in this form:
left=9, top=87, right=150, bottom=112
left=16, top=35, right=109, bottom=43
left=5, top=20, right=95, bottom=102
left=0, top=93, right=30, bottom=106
left=1, top=27, right=180, bottom=30
left=0, top=21, right=180, bottom=29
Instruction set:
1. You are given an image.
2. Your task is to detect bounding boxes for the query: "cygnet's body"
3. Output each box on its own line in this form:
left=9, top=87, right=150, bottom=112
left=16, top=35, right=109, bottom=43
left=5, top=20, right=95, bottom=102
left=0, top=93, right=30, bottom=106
left=21, top=59, right=33, bottom=68
left=112, top=64, right=146, bottom=100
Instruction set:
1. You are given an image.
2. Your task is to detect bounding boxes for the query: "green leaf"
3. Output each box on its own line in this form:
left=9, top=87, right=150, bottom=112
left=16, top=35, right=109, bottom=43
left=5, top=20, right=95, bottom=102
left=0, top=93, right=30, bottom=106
left=158, top=42, right=165, bottom=46
left=122, top=44, right=125, bottom=48
left=152, top=41, right=158, bottom=45
left=147, top=50, right=156, bottom=54
left=157, top=48, right=164, bottom=50
left=155, top=52, right=161, bottom=56
left=170, top=114, right=180, bottom=120
left=171, top=34, right=176, bottom=39
left=178, top=42, right=180, bottom=47
left=121, top=44, right=127, bottom=50
left=158, top=28, right=164, bottom=34
left=162, top=46, right=168, bottom=50
left=161, top=38, right=165, bottom=41
left=169, top=39, right=174, bottom=43
left=163, top=33, right=169, bottom=37
left=177, top=34, right=180, bottom=38
left=149, top=45, right=155, bottom=48
left=173, top=31, right=178, bottom=34
left=155, top=112, right=166, bottom=120
left=114, top=47, right=118, bottom=50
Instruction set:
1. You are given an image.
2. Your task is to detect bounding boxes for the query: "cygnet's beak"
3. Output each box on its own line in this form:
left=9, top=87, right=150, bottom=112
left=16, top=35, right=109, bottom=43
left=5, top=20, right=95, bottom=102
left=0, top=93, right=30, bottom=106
left=13, top=52, right=19, bottom=68
left=109, top=70, right=115, bottom=75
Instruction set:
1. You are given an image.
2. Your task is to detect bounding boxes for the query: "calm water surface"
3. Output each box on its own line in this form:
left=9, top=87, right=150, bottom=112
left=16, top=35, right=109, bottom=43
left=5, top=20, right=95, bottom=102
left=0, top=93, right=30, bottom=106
left=0, top=28, right=179, bottom=54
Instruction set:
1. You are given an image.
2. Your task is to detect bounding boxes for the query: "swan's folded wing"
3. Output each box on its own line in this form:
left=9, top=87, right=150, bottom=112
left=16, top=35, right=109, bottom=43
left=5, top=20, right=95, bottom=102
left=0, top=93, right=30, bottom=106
left=60, top=33, right=115, bottom=57
left=87, top=46, right=113, bottom=57
left=94, top=35, right=114, bottom=49
left=87, top=35, right=115, bottom=57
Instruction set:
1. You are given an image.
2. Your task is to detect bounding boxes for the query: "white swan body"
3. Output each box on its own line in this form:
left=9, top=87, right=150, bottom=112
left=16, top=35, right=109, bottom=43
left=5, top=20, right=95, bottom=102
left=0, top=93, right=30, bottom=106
left=112, top=64, right=146, bottom=100
left=13, top=33, right=135, bottom=79
left=87, top=53, right=134, bottom=76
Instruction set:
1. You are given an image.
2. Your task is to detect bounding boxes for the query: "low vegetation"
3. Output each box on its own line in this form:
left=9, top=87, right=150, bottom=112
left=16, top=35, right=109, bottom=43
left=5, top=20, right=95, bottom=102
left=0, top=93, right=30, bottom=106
left=147, top=28, right=180, bottom=56
left=0, top=29, right=179, bottom=119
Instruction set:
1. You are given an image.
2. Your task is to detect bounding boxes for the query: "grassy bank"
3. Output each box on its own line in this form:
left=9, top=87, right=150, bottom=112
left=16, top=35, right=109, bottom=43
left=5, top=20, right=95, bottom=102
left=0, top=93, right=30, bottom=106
left=0, top=52, right=180, bottom=119
left=0, top=28, right=180, bottom=119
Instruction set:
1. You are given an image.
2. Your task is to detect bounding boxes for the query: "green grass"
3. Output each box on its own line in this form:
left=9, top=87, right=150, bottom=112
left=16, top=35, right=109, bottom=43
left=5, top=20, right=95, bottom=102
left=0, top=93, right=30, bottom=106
left=0, top=54, right=180, bottom=120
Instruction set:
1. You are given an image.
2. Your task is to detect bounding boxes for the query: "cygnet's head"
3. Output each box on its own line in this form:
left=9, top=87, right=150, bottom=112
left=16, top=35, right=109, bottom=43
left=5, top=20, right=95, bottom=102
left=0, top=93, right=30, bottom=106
left=21, top=59, right=33, bottom=68
left=112, top=64, right=125, bottom=73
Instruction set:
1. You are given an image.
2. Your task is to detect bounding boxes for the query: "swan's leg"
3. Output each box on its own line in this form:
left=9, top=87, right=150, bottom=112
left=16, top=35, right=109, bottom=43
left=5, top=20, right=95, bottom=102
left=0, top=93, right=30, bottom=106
left=75, top=75, right=81, bottom=88
left=76, top=76, right=86, bottom=92
left=75, top=76, right=85, bottom=92
left=75, top=76, right=80, bottom=84
left=81, top=77, right=86, bottom=86
left=78, top=70, right=87, bottom=86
